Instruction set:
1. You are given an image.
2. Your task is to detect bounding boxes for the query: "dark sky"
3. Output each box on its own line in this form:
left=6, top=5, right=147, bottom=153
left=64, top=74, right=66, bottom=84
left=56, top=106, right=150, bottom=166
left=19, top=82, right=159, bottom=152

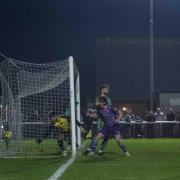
left=0, top=0, right=180, bottom=104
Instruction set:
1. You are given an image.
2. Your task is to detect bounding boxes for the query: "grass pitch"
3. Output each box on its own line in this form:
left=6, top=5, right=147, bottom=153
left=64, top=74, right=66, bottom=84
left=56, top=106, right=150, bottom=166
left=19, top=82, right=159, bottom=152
left=0, top=139, right=180, bottom=180
left=60, top=138, right=180, bottom=180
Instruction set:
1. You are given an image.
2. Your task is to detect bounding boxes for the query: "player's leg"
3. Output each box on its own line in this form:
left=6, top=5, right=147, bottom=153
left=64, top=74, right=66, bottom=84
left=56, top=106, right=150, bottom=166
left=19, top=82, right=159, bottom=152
left=83, top=122, right=99, bottom=155
left=85, top=132, right=104, bottom=155
left=83, top=126, right=96, bottom=155
left=86, top=125, right=108, bottom=155
left=36, top=124, right=54, bottom=144
left=114, top=129, right=130, bottom=157
left=98, top=138, right=109, bottom=155
left=57, top=133, right=67, bottom=156
left=92, top=132, right=104, bottom=152
left=57, top=138, right=64, bottom=151
left=65, top=130, right=72, bottom=151
left=54, top=128, right=67, bottom=156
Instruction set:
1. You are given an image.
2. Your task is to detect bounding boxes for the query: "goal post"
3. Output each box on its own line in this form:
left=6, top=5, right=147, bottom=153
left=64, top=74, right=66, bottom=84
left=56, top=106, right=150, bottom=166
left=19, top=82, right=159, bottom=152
left=0, top=54, right=81, bottom=157
left=69, top=56, right=81, bottom=156
left=68, top=56, right=76, bottom=157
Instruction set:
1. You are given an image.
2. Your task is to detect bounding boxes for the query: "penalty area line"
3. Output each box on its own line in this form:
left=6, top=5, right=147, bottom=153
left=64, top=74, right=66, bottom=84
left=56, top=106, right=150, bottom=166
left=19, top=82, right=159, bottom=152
left=48, top=157, right=75, bottom=180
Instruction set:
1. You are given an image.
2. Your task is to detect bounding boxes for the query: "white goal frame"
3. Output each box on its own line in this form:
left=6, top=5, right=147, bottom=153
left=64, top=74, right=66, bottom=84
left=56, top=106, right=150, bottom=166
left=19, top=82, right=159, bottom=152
left=0, top=54, right=81, bottom=157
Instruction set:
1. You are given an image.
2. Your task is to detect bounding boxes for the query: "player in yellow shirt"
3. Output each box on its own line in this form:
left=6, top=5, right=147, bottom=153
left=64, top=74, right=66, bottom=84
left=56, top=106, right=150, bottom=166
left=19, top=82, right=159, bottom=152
left=51, top=115, right=70, bottom=132
left=36, top=112, right=71, bottom=156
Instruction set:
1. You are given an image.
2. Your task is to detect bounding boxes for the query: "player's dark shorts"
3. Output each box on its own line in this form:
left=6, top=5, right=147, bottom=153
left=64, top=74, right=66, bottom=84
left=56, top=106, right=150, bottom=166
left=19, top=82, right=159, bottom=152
left=99, top=124, right=120, bottom=138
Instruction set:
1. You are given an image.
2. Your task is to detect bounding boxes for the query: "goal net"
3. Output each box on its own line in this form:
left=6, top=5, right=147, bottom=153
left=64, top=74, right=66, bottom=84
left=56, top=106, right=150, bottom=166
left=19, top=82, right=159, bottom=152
left=0, top=55, right=81, bottom=157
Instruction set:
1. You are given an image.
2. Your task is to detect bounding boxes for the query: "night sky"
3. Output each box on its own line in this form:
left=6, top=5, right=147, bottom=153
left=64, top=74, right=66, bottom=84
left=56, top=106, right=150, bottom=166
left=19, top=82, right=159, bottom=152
left=0, top=0, right=180, bottom=105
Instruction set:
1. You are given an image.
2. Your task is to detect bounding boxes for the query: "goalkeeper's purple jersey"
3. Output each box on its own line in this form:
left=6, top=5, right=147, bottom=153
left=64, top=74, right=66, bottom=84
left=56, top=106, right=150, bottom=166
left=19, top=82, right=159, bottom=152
left=98, top=105, right=117, bottom=127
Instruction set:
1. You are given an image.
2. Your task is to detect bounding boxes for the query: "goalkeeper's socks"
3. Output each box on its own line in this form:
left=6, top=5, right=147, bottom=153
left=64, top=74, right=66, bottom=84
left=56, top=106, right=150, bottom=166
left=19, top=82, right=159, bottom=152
left=57, top=140, right=65, bottom=151
left=119, top=143, right=128, bottom=153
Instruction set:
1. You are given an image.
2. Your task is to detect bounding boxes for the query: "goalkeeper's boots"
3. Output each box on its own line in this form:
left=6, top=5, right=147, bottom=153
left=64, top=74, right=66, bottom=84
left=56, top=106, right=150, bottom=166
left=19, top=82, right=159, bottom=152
left=98, top=150, right=104, bottom=156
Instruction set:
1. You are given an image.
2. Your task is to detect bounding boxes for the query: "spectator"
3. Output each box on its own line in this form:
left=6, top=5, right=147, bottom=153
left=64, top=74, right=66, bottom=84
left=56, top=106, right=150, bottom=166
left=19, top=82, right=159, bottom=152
left=124, top=108, right=135, bottom=122
left=154, top=107, right=165, bottom=121
left=166, top=108, right=176, bottom=121
left=163, top=107, right=168, bottom=120
left=163, top=108, right=176, bottom=137
left=118, top=109, right=124, bottom=121
left=145, top=111, right=155, bottom=138
left=146, top=111, right=155, bottom=122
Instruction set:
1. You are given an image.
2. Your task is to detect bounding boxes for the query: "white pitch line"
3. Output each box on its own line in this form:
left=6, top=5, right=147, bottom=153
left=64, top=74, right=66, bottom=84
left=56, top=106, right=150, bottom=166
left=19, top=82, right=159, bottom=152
left=48, top=140, right=87, bottom=180
left=48, top=157, right=75, bottom=180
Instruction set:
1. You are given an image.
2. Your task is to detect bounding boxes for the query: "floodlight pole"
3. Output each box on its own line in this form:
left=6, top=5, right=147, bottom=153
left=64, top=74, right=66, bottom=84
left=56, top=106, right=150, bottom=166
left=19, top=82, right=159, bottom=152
left=149, top=0, right=154, bottom=110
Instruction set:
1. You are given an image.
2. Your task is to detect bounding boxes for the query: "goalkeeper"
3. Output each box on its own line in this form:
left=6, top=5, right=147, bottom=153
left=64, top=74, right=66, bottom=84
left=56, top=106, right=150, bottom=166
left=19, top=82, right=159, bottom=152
left=36, top=112, right=70, bottom=156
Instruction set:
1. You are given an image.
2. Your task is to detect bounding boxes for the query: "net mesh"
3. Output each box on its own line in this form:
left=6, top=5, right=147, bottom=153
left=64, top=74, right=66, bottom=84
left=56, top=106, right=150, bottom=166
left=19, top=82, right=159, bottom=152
left=0, top=55, right=79, bottom=157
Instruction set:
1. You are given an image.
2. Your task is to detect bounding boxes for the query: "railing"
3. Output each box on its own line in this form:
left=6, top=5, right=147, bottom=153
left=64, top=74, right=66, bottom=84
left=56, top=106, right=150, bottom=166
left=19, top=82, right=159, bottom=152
left=118, top=121, right=180, bottom=138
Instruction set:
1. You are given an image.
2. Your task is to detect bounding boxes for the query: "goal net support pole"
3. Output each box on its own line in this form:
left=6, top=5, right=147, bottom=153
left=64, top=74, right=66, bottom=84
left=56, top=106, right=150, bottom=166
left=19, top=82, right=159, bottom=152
left=76, top=74, right=81, bottom=148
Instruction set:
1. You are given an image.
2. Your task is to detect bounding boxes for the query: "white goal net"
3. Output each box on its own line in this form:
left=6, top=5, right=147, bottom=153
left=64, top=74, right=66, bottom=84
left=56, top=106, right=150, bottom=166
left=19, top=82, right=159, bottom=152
left=0, top=55, right=81, bottom=157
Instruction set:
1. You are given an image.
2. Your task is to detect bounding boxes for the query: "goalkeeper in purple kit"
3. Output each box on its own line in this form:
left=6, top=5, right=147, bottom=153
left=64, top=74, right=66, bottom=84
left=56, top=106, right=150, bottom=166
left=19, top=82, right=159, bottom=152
left=86, top=96, right=130, bottom=156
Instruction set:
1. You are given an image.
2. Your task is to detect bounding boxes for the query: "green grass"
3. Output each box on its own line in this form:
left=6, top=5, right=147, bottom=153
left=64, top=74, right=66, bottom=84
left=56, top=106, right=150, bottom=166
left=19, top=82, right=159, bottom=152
left=0, top=139, right=180, bottom=180
left=0, top=157, right=67, bottom=180
left=60, top=139, right=180, bottom=180
left=0, top=139, right=67, bottom=157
